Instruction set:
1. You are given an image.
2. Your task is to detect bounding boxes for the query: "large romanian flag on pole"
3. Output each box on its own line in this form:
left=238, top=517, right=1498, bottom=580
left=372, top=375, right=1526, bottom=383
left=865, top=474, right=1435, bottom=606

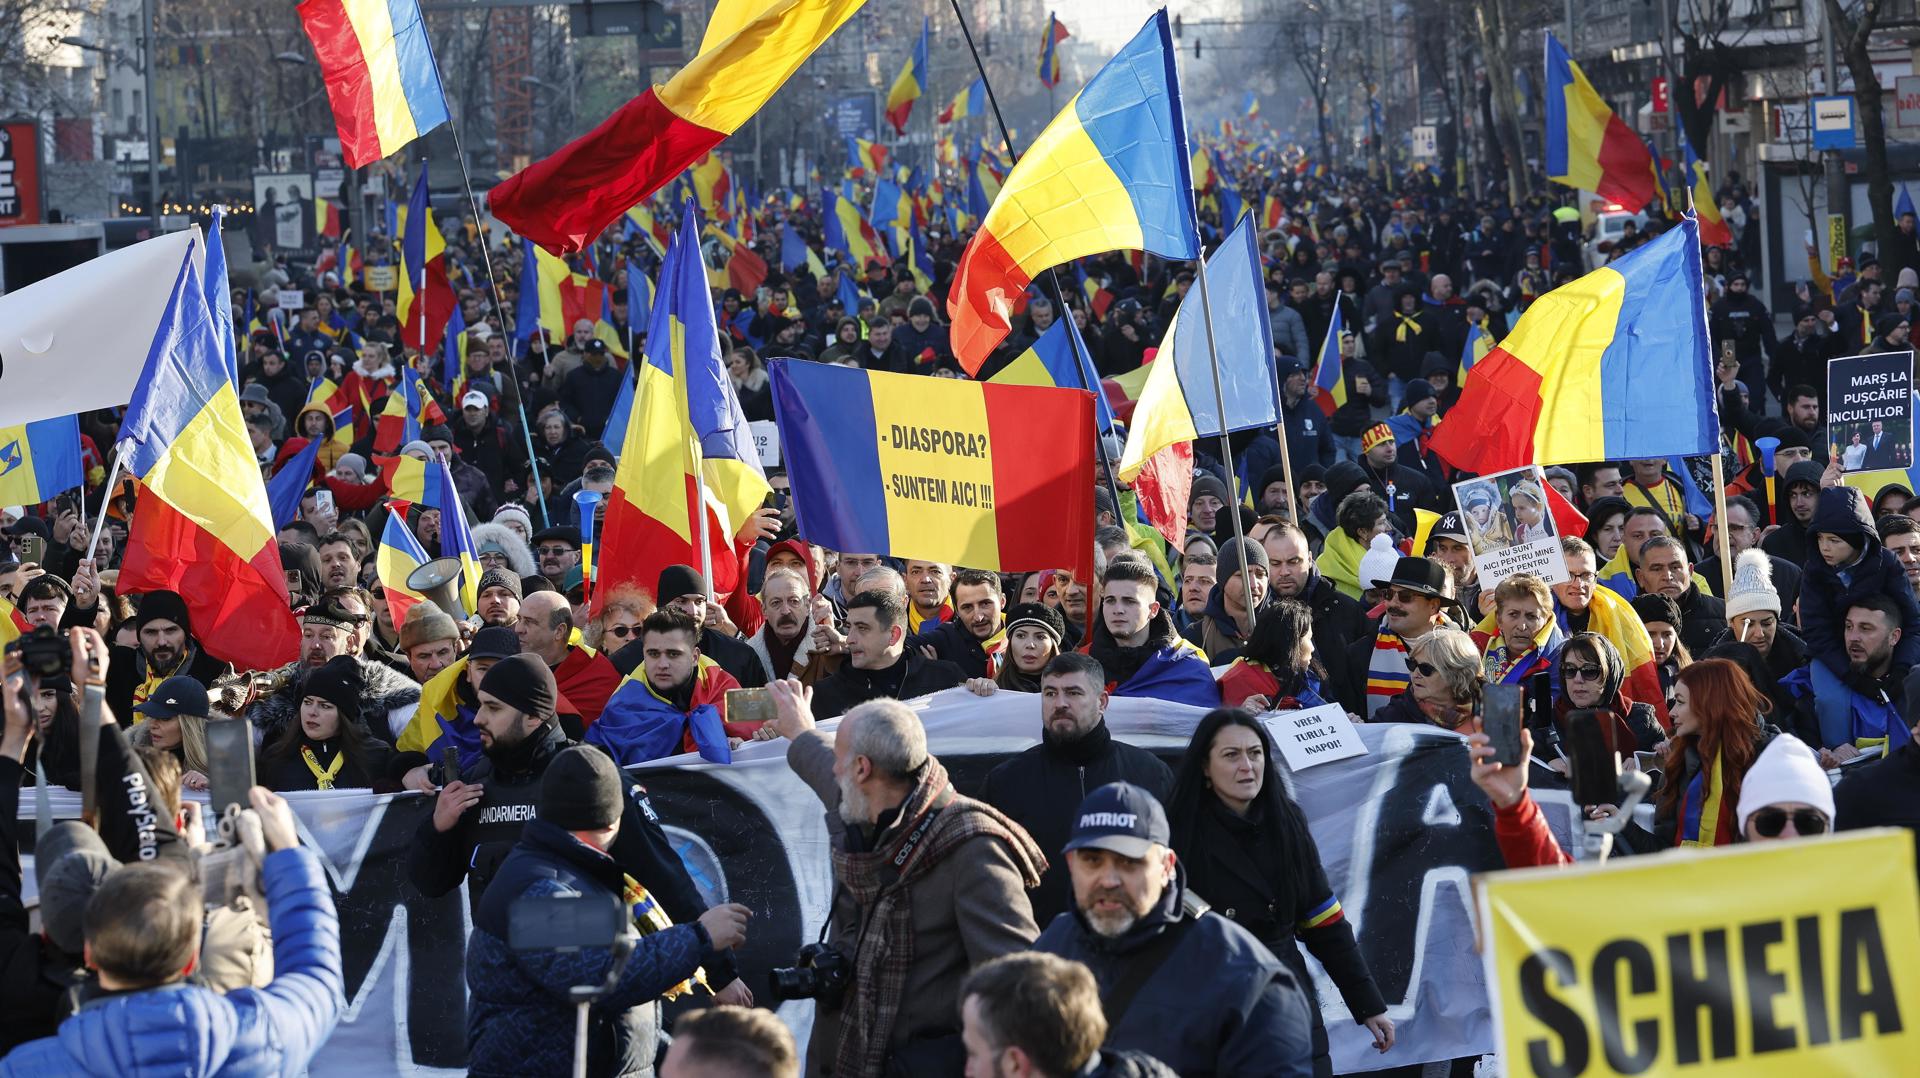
left=1543, top=31, right=1656, bottom=212
left=770, top=359, right=1095, bottom=583
left=399, top=168, right=456, bottom=355
left=117, top=247, right=298, bottom=670
left=885, top=17, right=929, bottom=134
left=947, top=11, right=1200, bottom=374
left=1038, top=11, right=1070, bottom=89
left=1428, top=216, right=1718, bottom=475
left=598, top=208, right=744, bottom=602
left=297, top=0, right=450, bottom=169
left=488, top=0, right=868, bottom=254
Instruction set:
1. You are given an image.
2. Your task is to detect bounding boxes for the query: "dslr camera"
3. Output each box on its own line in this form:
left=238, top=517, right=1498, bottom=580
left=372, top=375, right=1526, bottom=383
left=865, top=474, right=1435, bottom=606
left=768, top=941, right=852, bottom=1004
left=15, top=625, right=70, bottom=681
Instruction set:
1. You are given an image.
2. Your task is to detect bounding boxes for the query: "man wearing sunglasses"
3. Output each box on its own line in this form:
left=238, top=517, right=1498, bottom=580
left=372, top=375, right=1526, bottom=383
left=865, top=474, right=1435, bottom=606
left=1335, top=557, right=1457, bottom=718
left=1470, top=721, right=1837, bottom=869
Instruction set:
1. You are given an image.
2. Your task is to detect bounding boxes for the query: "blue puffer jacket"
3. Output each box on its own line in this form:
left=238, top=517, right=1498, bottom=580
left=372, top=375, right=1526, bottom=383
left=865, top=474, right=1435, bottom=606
left=0, top=846, right=343, bottom=1078
left=466, top=818, right=712, bottom=1078
left=1799, top=486, right=1920, bottom=675
left=1034, top=865, right=1314, bottom=1078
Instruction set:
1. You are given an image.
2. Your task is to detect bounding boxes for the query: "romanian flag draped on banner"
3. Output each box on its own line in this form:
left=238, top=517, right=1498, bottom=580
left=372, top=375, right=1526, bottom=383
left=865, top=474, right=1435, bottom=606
left=1117, top=215, right=1278, bottom=479
left=1038, top=11, right=1070, bottom=89
left=399, top=169, right=455, bottom=354
left=948, top=12, right=1200, bottom=374
left=885, top=17, right=929, bottom=134
left=296, top=0, right=450, bottom=168
left=376, top=501, right=432, bottom=626
left=939, top=78, right=986, bottom=124
left=989, top=314, right=1116, bottom=433
left=1312, top=301, right=1347, bottom=417
left=1543, top=31, right=1656, bottom=212
left=599, top=208, right=748, bottom=603
left=1680, top=128, right=1733, bottom=247
left=770, top=359, right=1094, bottom=581
left=0, top=417, right=83, bottom=507
left=437, top=453, right=480, bottom=611
left=1428, top=216, right=1718, bottom=474
left=376, top=453, right=449, bottom=509
left=488, top=0, right=868, bottom=254
left=117, top=248, right=298, bottom=671
left=266, top=436, right=322, bottom=530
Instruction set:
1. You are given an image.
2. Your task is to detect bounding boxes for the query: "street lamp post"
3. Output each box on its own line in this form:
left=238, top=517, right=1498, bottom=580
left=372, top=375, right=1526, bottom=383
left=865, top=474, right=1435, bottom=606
left=143, top=0, right=160, bottom=231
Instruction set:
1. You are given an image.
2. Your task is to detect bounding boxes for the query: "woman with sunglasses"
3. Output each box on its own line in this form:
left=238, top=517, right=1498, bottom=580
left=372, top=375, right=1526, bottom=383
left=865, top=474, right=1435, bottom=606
left=1374, top=628, right=1482, bottom=730
left=1168, top=709, right=1395, bottom=1075
left=1533, top=633, right=1665, bottom=773
left=586, top=587, right=651, bottom=652
left=1467, top=692, right=1833, bottom=869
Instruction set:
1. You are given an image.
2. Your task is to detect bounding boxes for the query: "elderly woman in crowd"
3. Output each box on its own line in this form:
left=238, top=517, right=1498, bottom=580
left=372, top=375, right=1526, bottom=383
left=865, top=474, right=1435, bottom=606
left=1376, top=627, right=1482, bottom=729
left=1479, top=574, right=1562, bottom=687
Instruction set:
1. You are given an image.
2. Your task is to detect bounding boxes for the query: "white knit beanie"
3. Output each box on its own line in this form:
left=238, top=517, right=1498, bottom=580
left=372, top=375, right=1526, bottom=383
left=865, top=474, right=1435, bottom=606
left=1735, top=735, right=1836, bottom=833
left=1724, top=548, right=1781, bottom=620
left=1358, top=533, right=1401, bottom=591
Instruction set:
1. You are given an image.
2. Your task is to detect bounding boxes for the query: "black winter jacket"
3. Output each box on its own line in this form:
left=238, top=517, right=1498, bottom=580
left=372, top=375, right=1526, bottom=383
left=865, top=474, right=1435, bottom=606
left=808, top=650, right=965, bottom=719
left=978, top=722, right=1173, bottom=926
left=1035, top=869, right=1314, bottom=1078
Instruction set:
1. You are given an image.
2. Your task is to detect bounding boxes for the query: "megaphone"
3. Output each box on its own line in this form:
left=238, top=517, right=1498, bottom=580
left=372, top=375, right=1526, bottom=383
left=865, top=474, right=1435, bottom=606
left=407, top=556, right=470, bottom=621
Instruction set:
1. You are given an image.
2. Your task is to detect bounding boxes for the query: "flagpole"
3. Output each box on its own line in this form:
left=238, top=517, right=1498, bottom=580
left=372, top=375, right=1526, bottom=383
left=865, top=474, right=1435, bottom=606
left=1192, top=247, right=1261, bottom=629
left=947, top=0, right=1130, bottom=535
left=424, top=46, right=551, bottom=531
left=87, top=451, right=125, bottom=562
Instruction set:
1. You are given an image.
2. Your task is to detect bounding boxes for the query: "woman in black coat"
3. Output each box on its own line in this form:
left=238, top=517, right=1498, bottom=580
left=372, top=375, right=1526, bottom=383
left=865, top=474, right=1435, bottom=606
left=1168, top=708, right=1395, bottom=1076
left=259, top=658, right=417, bottom=792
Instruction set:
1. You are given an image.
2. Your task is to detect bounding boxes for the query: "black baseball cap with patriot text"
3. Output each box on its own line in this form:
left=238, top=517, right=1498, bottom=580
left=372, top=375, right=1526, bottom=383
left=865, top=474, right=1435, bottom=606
left=1061, top=782, right=1169, bottom=860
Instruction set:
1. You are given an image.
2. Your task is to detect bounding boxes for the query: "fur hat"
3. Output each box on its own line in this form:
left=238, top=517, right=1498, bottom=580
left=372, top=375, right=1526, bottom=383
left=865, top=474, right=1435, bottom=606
left=399, top=604, right=461, bottom=652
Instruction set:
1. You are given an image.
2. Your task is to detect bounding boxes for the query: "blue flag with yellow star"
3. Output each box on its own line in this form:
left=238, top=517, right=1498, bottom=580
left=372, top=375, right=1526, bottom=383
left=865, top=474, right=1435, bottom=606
left=0, top=416, right=82, bottom=507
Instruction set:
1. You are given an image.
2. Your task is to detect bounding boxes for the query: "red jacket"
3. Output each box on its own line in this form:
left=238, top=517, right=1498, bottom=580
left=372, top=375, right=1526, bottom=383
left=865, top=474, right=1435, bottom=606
left=1493, top=793, right=1573, bottom=869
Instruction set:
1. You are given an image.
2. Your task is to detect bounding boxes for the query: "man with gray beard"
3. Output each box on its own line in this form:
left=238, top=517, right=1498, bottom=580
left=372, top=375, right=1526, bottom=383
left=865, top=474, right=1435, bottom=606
left=1034, top=783, right=1314, bottom=1078
left=769, top=680, right=1045, bottom=1077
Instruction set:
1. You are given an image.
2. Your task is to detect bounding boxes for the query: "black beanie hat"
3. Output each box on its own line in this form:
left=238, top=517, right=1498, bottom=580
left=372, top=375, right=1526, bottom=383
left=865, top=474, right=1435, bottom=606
left=657, top=563, right=707, bottom=603
left=1630, top=593, right=1682, bottom=630
left=539, top=745, right=625, bottom=831
left=479, top=653, right=557, bottom=722
left=1216, top=536, right=1268, bottom=586
left=134, top=590, right=193, bottom=635
left=302, top=656, right=363, bottom=726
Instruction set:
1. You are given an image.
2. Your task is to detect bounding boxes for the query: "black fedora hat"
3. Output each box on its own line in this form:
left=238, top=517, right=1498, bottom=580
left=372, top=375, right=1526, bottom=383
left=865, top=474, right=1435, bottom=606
left=1386, top=556, right=1456, bottom=603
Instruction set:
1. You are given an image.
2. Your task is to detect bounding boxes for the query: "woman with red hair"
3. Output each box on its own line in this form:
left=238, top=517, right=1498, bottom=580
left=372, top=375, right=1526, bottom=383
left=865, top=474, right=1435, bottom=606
left=1652, top=658, right=1772, bottom=848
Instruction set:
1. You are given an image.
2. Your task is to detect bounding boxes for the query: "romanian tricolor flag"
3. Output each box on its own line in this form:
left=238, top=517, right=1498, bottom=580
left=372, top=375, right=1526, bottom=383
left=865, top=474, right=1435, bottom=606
left=1681, top=129, right=1733, bottom=247
left=1038, top=11, right=1069, bottom=89
left=116, top=247, right=298, bottom=671
left=885, top=17, right=929, bottom=134
left=297, top=0, right=450, bottom=169
left=939, top=78, right=986, bottom=125
left=315, top=197, right=343, bottom=238
left=0, top=599, right=31, bottom=647
left=488, top=0, right=867, bottom=254
left=1429, top=217, right=1718, bottom=475
left=1459, top=320, right=1494, bottom=385
left=1116, top=216, right=1278, bottom=480
left=988, top=313, right=1116, bottom=432
left=870, top=176, right=910, bottom=253
left=770, top=359, right=1094, bottom=580
left=376, top=453, right=449, bottom=509
left=846, top=136, right=888, bottom=178
left=599, top=208, right=755, bottom=603
left=826, top=190, right=889, bottom=269
left=948, top=12, right=1199, bottom=374
left=691, top=153, right=733, bottom=223
left=1543, top=31, right=1656, bottom=212
left=1242, top=91, right=1260, bottom=119
left=398, top=169, right=455, bottom=354
left=624, top=203, right=672, bottom=257
left=0, top=416, right=83, bottom=506
left=436, top=451, right=480, bottom=611
left=266, top=436, right=322, bottom=530
left=1191, top=148, right=1218, bottom=194
left=306, top=376, right=356, bottom=453
left=1312, top=302, right=1347, bottom=417
left=376, top=499, right=432, bottom=626
left=1260, top=191, right=1284, bottom=231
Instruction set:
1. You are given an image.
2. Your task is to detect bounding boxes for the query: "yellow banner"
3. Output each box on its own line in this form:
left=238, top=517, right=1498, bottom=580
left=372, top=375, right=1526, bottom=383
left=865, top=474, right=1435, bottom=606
left=1478, top=829, right=1920, bottom=1076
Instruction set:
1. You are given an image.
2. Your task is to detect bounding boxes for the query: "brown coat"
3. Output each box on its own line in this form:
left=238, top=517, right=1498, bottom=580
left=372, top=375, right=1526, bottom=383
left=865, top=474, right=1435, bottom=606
left=787, top=729, right=1041, bottom=1077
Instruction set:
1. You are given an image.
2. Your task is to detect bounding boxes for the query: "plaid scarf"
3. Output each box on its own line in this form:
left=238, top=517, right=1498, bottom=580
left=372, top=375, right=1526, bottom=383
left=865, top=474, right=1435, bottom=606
left=830, top=757, right=1045, bottom=1077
